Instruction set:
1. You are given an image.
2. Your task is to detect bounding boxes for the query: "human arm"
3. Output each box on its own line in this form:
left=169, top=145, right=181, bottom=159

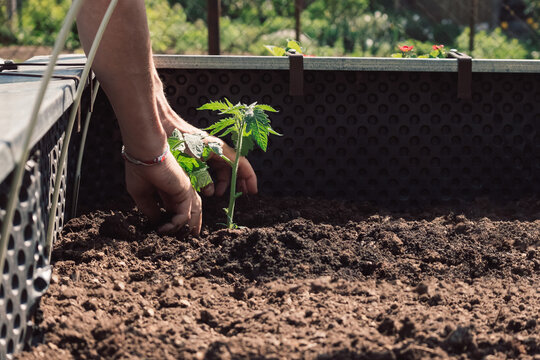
left=76, top=0, right=201, bottom=234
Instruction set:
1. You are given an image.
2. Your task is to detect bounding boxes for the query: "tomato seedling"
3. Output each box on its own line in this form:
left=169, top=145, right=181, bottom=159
left=198, top=98, right=280, bottom=229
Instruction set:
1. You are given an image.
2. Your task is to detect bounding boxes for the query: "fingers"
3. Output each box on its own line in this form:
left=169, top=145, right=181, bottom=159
left=201, top=183, right=215, bottom=197
left=158, top=179, right=202, bottom=236
left=157, top=195, right=201, bottom=235
left=188, top=188, right=202, bottom=234
left=214, top=168, right=231, bottom=197
left=126, top=169, right=161, bottom=223
left=237, top=157, right=258, bottom=194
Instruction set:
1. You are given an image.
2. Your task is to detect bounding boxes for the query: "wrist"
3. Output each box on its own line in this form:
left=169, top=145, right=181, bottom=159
left=122, top=143, right=169, bottom=166
left=121, top=127, right=168, bottom=160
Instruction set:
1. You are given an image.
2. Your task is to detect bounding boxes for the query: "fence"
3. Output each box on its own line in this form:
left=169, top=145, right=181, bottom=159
left=2, top=0, right=540, bottom=59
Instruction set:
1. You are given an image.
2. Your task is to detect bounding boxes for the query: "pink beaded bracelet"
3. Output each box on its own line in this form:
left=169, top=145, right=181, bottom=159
left=121, top=144, right=169, bottom=166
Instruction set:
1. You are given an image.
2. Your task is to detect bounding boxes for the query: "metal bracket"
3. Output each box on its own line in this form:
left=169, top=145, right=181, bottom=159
left=0, top=59, right=17, bottom=72
left=448, top=50, right=472, bottom=100
left=288, top=53, right=304, bottom=96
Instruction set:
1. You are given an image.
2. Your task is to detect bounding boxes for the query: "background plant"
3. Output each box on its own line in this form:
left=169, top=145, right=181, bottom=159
left=1, top=0, right=538, bottom=59
left=198, top=99, right=279, bottom=229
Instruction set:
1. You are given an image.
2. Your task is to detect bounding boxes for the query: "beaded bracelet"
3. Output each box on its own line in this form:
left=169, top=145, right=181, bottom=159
left=121, top=144, right=169, bottom=166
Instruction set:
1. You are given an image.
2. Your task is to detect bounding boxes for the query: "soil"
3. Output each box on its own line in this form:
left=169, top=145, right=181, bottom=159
left=17, top=195, right=540, bottom=360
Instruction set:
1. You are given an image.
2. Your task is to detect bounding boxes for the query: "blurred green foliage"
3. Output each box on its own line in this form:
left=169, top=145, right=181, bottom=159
left=456, top=27, right=530, bottom=59
left=0, top=0, right=537, bottom=59
left=18, top=0, right=80, bottom=49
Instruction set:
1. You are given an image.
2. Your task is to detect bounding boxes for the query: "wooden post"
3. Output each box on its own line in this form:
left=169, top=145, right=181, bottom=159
left=207, top=0, right=220, bottom=55
left=295, top=0, right=303, bottom=42
left=6, top=0, right=17, bottom=31
left=469, top=0, right=478, bottom=53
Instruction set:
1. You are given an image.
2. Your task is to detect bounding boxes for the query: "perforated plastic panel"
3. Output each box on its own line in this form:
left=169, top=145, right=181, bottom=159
left=81, top=69, right=540, bottom=208
left=0, top=113, right=70, bottom=359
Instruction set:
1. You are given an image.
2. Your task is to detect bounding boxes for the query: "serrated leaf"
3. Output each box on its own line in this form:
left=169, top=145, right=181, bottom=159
left=265, top=45, right=286, bottom=56
left=218, top=125, right=236, bottom=139
left=286, top=40, right=303, bottom=54
left=268, top=126, right=282, bottom=136
left=205, top=117, right=236, bottom=136
left=175, top=153, right=199, bottom=173
left=191, top=167, right=213, bottom=191
left=197, top=100, right=229, bottom=111
left=207, top=141, right=224, bottom=157
left=220, top=103, right=246, bottom=116
left=245, top=108, right=270, bottom=151
left=255, top=104, right=278, bottom=112
left=183, top=133, right=205, bottom=158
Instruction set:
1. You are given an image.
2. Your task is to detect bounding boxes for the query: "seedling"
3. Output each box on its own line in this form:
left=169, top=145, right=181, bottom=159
left=265, top=39, right=303, bottom=56
left=198, top=98, right=280, bottom=229
left=168, top=129, right=227, bottom=191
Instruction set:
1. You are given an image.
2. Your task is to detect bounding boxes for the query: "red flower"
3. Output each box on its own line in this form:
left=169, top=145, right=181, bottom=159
left=432, top=44, right=444, bottom=50
left=303, top=54, right=316, bottom=57
left=398, top=45, right=414, bottom=52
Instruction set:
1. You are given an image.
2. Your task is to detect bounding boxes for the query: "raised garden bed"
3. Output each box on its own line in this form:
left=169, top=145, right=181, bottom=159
left=17, top=195, right=540, bottom=359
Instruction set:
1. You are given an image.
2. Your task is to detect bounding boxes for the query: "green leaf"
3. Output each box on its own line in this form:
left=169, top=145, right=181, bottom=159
left=264, top=45, right=286, bottom=56
left=418, top=54, right=429, bottom=58
left=197, top=100, right=229, bottom=112
left=183, top=133, right=205, bottom=158
left=391, top=53, right=403, bottom=58
left=286, top=40, right=303, bottom=54
left=218, top=125, right=237, bottom=139
left=219, top=103, right=245, bottom=116
left=255, top=104, right=278, bottom=112
left=245, top=108, right=270, bottom=151
left=174, top=153, right=199, bottom=173
left=268, top=126, right=282, bottom=136
left=207, top=141, right=224, bottom=157
left=167, top=128, right=185, bottom=151
left=191, top=167, right=213, bottom=191
left=205, top=117, right=235, bottom=136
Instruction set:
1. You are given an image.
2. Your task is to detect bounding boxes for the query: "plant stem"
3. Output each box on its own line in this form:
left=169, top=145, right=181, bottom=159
left=226, top=122, right=244, bottom=229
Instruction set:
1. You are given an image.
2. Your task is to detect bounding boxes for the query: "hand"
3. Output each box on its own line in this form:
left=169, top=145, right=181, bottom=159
left=202, top=135, right=258, bottom=197
left=124, top=151, right=202, bottom=235
left=153, top=73, right=258, bottom=197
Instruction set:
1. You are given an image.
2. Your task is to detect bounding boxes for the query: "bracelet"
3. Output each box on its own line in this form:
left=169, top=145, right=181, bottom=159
left=121, top=144, right=169, bottom=166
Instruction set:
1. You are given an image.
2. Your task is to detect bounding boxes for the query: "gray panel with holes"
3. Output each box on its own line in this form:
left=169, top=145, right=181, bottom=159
left=0, top=114, right=69, bottom=359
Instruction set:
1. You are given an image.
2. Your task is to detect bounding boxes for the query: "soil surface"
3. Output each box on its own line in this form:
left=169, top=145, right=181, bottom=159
left=18, top=196, right=540, bottom=360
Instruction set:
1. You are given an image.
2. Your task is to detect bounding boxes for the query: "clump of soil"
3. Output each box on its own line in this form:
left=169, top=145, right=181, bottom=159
left=18, top=196, right=540, bottom=360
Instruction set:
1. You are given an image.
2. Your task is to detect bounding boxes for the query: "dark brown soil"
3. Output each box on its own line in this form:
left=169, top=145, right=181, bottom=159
left=17, top=196, right=540, bottom=360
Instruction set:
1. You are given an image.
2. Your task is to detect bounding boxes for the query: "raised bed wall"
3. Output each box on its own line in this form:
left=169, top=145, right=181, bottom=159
left=81, top=56, right=540, bottom=209
left=0, top=56, right=88, bottom=358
